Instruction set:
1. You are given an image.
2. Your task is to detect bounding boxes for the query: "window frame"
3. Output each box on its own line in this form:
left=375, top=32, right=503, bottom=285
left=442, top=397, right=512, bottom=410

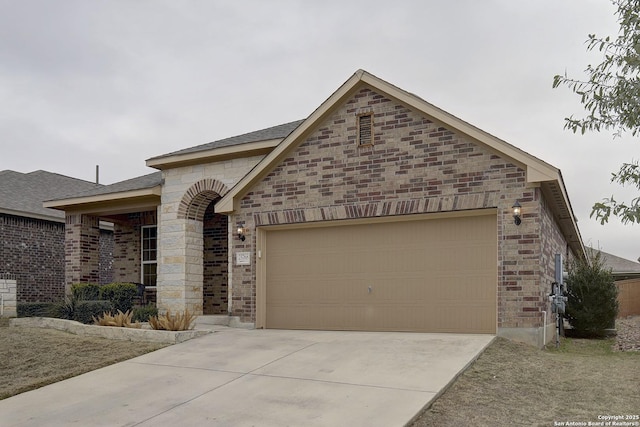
left=141, top=225, right=158, bottom=286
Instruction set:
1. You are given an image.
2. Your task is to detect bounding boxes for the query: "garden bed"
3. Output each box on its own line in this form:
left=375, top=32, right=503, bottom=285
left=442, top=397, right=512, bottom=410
left=9, top=317, right=210, bottom=344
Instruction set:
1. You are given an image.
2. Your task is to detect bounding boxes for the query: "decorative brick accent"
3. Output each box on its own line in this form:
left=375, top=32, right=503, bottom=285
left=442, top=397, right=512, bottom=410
left=178, top=179, right=230, bottom=220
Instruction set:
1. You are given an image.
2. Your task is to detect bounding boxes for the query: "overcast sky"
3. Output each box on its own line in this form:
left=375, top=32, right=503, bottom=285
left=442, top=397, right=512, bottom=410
left=1, top=0, right=638, bottom=261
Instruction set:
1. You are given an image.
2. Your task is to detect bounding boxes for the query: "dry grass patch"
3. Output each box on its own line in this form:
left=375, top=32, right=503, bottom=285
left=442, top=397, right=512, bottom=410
left=0, top=320, right=166, bottom=400
left=412, top=337, right=640, bottom=427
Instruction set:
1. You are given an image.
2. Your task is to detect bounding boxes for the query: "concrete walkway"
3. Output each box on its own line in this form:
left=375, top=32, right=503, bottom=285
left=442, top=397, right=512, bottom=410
left=0, top=328, right=494, bottom=427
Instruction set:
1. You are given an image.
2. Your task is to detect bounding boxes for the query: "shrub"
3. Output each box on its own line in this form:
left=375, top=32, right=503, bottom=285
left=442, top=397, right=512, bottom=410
left=565, top=250, right=618, bottom=336
left=100, top=283, right=137, bottom=313
left=149, top=309, right=195, bottom=331
left=17, top=302, right=57, bottom=318
left=54, top=297, right=76, bottom=320
left=93, top=310, right=141, bottom=328
left=71, top=283, right=101, bottom=301
left=132, top=304, right=158, bottom=322
left=73, top=300, right=113, bottom=324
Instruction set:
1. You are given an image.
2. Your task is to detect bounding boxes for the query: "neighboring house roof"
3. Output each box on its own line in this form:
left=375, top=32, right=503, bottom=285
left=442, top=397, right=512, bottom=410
left=0, top=170, right=102, bottom=222
left=586, top=247, right=640, bottom=279
left=146, top=120, right=305, bottom=170
left=44, top=171, right=162, bottom=216
left=214, top=69, right=585, bottom=258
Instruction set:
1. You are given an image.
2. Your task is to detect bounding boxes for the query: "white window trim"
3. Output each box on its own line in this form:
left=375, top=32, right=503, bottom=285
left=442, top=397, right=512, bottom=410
left=141, top=225, right=157, bottom=284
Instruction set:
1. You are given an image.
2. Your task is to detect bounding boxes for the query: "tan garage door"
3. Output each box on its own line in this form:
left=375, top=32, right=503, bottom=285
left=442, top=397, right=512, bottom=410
left=262, top=212, right=497, bottom=333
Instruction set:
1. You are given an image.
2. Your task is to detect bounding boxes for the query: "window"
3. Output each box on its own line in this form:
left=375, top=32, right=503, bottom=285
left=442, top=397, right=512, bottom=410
left=358, top=114, right=373, bottom=146
left=141, top=226, right=157, bottom=286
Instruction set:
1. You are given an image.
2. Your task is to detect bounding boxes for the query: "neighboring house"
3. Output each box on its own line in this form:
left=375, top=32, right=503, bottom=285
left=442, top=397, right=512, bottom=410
left=587, top=248, right=640, bottom=317
left=45, top=70, right=586, bottom=347
left=0, top=170, right=113, bottom=303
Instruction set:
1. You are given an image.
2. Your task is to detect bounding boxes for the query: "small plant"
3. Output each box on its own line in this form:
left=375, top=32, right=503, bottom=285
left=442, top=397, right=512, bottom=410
left=71, top=283, right=101, bottom=301
left=132, top=304, right=158, bottom=322
left=148, top=309, right=195, bottom=331
left=55, top=296, right=77, bottom=320
left=93, top=310, right=141, bottom=328
left=73, top=300, right=113, bottom=324
left=17, top=302, right=58, bottom=318
left=100, top=283, right=137, bottom=313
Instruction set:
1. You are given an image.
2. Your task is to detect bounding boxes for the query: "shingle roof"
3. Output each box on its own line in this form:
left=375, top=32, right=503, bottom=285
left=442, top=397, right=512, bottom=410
left=46, top=171, right=163, bottom=201
left=586, top=247, right=640, bottom=275
left=0, top=170, right=102, bottom=220
left=147, top=119, right=305, bottom=161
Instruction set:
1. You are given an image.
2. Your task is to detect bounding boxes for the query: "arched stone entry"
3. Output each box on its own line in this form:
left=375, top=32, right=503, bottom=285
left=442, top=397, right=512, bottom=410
left=158, top=179, right=229, bottom=315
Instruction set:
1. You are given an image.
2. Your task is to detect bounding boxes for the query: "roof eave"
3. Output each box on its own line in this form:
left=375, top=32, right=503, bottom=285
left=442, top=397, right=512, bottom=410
left=43, top=185, right=162, bottom=215
left=146, top=139, right=283, bottom=170
left=0, top=207, right=64, bottom=223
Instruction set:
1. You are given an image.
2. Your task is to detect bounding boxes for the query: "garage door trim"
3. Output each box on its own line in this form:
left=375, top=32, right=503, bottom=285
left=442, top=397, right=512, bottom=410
left=255, top=208, right=497, bottom=330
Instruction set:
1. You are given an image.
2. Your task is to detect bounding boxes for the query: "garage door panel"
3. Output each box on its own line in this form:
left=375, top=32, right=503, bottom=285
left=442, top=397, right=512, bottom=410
left=264, top=214, right=497, bottom=333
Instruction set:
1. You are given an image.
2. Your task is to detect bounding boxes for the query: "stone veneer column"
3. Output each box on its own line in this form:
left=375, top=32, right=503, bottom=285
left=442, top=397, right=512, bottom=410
left=157, top=217, right=204, bottom=315
left=65, top=213, right=100, bottom=295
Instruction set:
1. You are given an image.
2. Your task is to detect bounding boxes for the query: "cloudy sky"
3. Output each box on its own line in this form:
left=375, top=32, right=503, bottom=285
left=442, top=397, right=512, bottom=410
left=1, top=0, right=638, bottom=261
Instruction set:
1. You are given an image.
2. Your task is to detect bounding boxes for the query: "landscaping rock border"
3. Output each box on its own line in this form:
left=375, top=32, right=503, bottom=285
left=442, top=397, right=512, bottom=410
left=9, top=317, right=210, bottom=344
left=615, top=315, right=640, bottom=351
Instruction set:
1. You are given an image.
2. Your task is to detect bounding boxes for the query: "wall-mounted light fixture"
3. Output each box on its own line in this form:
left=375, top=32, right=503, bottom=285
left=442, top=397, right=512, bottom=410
left=237, top=225, right=246, bottom=241
left=512, top=201, right=522, bottom=226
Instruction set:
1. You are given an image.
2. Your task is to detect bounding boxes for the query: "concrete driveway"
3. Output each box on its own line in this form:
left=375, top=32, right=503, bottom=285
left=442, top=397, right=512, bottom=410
left=0, top=328, right=494, bottom=427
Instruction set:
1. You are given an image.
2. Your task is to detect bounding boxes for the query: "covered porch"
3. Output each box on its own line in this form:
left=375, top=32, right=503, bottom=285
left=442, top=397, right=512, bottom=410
left=44, top=172, right=230, bottom=316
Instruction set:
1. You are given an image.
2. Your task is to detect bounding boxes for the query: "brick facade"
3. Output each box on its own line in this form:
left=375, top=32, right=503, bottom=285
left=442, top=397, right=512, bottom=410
left=111, top=211, right=157, bottom=284
left=99, top=229, right=114, bottom=284
left=1, top=213, right=113, bottom=303
left=230, top=87, right=570, bottom=340
left=203, top=203, right=228, bottom=314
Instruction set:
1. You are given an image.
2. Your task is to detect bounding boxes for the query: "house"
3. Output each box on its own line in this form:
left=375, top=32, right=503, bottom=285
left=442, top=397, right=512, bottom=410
left=44, top=70, right=585, bottom=347
left=587, top=248, right=640, bottom=317
left=0, top=170, right=113, bottom=303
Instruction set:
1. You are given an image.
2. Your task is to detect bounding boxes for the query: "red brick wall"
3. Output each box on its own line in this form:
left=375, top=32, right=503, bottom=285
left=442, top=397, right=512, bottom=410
left=231, top=86, right=541, bottom=325
left=99, top=229, right=114, bottom=284
left=112, top=211, right=156, bottom=284
left=203, top=203, right=228, bottom=314
left=1, top=214, right=66, bottom=302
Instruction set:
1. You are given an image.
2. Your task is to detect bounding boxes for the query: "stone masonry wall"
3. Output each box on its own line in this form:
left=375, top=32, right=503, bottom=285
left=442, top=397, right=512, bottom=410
left=0, top=275, right=17, bottom=317
left=232, top=86, right=539, bottom=326
left=157, top=156, right=264, bottom=314
left=1, top=214, right=66, bottom=303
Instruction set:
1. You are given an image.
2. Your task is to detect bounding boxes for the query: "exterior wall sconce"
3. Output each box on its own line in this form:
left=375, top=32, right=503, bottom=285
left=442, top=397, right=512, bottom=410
left=512, top=201, right=522, bottom=226
left=237, top=226, right=246, bottom=241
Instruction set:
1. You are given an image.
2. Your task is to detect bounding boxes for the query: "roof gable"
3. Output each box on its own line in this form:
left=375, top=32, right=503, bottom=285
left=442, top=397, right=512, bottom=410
left=216, top=69, right=563, bottom=214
